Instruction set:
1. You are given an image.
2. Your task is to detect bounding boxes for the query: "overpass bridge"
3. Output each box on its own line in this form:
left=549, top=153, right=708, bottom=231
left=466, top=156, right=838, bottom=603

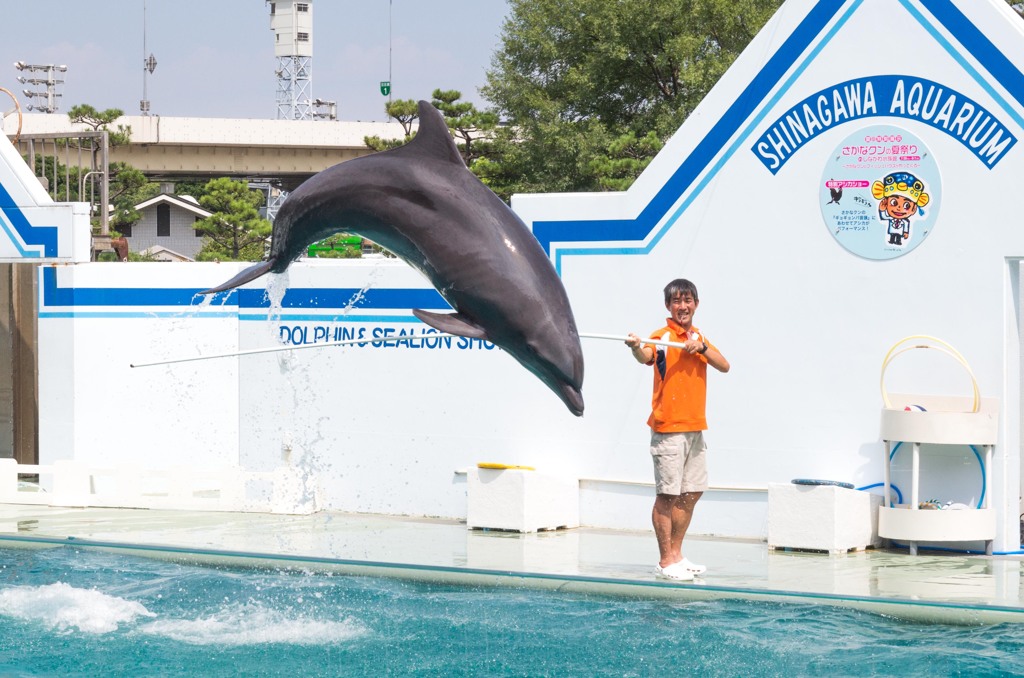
left=14, top=114, right=408, bottom=191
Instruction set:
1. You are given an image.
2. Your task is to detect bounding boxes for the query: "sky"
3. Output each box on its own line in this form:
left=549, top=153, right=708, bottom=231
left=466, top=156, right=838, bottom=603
left=0, top=0, right=511, bottom=122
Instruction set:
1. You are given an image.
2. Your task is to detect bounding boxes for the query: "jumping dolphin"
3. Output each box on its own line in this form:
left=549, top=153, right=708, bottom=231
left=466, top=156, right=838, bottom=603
left=201, top=100, right=585, bottom=415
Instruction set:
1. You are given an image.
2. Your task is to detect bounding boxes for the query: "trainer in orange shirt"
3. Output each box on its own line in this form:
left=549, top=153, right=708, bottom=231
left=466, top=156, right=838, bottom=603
left=625, top=278, right=730, bottom=582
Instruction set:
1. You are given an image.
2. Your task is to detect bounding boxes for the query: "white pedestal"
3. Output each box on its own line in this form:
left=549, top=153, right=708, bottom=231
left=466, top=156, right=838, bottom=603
left=768, top=483, right=882, bottom=553
left=467, top=467, right=579, bottom=532
left=879, top=394, right=999, bottom=555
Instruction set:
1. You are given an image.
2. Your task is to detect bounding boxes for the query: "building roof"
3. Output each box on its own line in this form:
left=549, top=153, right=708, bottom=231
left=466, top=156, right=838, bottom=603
left=134, top=193, right=212, bottom=218
left=138, top=245, right=195, bottom=262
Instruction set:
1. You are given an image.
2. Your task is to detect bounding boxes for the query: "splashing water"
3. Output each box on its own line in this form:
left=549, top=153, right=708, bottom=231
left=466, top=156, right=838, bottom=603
left=138, top=601, right=366, bottom=646
left=0, top=582, right=154, bottom=634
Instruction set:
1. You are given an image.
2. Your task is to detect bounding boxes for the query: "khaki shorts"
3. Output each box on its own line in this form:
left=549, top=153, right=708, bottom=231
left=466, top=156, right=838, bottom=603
left=650, top=430, right=708, bottom=495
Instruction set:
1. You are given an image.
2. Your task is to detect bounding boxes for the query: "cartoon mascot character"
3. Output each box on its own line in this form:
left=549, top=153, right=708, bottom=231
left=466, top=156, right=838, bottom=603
left=871, top=172, right=930, bottom=246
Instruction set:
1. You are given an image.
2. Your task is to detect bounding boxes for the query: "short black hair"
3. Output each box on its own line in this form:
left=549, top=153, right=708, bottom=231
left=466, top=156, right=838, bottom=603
left=663, top=278, right=699, bottom=304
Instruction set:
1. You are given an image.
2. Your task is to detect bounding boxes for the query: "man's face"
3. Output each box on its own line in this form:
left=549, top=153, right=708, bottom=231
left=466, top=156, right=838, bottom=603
left=882, top=196, right=918, bottom=219
left=666, top=292, right=698, bottom=330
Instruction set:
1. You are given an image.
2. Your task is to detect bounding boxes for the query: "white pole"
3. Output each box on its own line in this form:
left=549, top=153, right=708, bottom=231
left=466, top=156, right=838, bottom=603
left=130, top=331, right=689, bottom=369
left=130, top=333, right=454, bottom=368
left=577, top=332, right=691, bottom=350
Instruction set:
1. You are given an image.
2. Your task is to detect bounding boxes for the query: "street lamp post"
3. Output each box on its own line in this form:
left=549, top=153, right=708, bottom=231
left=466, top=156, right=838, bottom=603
left=312, top=98, right=336, bottom=121
left=13, top=62, right=67, bottom=113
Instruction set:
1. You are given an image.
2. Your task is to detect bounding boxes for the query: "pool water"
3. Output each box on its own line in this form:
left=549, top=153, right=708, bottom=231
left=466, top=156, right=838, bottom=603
left=1, top=545, right=1023, bottom=676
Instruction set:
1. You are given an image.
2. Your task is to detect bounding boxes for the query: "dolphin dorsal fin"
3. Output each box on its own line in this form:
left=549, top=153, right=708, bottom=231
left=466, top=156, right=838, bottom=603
left=413, top=309, right=488, bottom=339
left=403, top=100, right=466, bottom=168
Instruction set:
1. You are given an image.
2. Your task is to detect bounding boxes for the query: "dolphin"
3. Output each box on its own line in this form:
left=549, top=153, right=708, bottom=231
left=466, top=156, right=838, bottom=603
left=201, top=100, right=585, bottom=415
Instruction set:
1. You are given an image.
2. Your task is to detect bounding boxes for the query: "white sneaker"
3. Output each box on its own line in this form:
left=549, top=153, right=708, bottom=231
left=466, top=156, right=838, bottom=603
left=654, top=562, right=694, bottom=581
left=680, top=557, right=706, bottom=575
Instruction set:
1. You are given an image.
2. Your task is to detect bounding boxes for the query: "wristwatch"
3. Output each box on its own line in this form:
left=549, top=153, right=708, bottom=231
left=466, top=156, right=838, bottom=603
left=697, top=342, right=708, bottom=355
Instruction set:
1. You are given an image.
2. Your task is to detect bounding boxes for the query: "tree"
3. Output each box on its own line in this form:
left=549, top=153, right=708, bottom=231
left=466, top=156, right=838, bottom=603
left=170, top=179, right=214, bottom=202
left=108, top=164, right=158, bottom=236
left=431, top=89, right=500, bottom=166
left=587, top=131, right=664, bottom=191
left=481, top=0, right=783, bottom=195
left=193, top=178, right=272, bottom=261
left=365, top=99, right=419, bottom=151
left=67, top=104, right=131, bottom=146
left=365, top=90, right=501, bottom=169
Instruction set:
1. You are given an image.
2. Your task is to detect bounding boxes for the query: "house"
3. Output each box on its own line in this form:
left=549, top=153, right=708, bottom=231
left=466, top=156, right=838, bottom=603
left=121, top=193, right=212, bottom=260
left=137, top=245, right=195, bottom=262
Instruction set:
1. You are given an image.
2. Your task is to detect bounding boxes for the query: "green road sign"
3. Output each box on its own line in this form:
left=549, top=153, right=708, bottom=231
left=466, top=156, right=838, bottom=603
left=380, top=81, right=391, bottom=96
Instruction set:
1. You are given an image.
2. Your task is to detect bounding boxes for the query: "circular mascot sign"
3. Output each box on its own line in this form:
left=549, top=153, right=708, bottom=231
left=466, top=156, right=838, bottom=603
left=820, top=125, right=940, bottom=260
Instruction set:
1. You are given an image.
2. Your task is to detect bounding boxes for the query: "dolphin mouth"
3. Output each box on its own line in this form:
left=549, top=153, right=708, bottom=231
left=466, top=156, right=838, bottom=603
left=199, top=258, right=277, bottom=295
left=558, top=383, right=585, bottom=417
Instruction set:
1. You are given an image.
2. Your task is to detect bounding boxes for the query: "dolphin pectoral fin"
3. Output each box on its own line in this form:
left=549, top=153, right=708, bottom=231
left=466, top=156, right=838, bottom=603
left=199, top=258, right=277, bottom=295
left=412, top=309, right=488, bottom=339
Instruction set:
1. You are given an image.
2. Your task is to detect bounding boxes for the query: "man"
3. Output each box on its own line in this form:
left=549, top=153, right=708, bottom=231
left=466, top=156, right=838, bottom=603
left=625, top=279, right=730, bottom=581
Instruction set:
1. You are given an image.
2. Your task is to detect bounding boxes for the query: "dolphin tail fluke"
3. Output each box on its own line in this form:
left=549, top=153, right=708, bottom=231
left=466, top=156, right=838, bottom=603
left=199, top=258, right=277, bottom=295
left=412, top=309, right=488, bottom=339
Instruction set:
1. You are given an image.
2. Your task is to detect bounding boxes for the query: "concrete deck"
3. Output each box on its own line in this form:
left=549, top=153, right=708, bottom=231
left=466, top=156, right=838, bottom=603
left=1, top=504, right=1022, bottom=625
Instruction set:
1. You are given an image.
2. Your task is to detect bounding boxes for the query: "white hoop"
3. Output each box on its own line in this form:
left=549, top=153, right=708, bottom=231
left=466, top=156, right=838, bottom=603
left=880, top=335, right=980, bottom=412
left=0, top=87, right=23, bottom=143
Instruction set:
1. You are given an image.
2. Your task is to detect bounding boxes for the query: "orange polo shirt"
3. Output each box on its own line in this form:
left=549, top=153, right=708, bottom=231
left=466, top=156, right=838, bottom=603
left=644, top=318, right=716, bottom=433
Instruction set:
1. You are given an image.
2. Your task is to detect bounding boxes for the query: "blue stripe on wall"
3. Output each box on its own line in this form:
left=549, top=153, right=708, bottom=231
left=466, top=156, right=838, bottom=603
left=0, top=182, right=58, bottom=257
left=40, top=267, right=450, bottom=312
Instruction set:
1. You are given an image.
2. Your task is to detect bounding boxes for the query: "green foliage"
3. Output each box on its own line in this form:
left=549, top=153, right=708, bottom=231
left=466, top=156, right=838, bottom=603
left=385, top=99, right=420, bottom=136
left=68, top=103, right=131, bottom=146
left=481, top=0, right=783, bottom=194
left=108, top=163, right=158, bottom=236
left=431, top=89, right=500, bottom=166
left=308, top=233, right=364, bottom=258
left=365, top=99, right=419, bottom=151
left=170, top=180, right=213, bottom=202
left=125, top=249, right=160, bottom=262
left=587, top=131, right=664, bottom=191
left=193, top=178, right=272, bottom=261
left=365, top=90, right=501, bottom=171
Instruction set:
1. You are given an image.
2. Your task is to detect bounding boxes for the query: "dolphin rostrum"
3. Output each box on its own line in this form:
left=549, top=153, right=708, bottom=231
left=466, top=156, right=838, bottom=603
left=201, top=100, right=585, bottom=415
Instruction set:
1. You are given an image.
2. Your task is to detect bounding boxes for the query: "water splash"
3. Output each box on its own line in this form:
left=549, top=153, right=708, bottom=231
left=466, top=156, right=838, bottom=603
left=137, top=601, right=366, bottom=646
left=0, top=582, right=154, bottom=634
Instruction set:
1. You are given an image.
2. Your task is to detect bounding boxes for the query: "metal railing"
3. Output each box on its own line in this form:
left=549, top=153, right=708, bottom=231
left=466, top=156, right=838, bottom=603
left=9, top=130, right=109, bottom=239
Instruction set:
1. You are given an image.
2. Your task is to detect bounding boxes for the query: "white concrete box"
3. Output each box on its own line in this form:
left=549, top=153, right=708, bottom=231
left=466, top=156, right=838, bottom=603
left=467, top=467, right=579, bottom=533
left=768, top=482, right=882, bottom=553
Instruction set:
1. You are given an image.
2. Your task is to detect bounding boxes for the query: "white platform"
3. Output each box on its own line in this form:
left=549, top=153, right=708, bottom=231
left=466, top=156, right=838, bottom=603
left=466, top=467, right=579, bottom=533
left=768, top=482, right=882, bottom=553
